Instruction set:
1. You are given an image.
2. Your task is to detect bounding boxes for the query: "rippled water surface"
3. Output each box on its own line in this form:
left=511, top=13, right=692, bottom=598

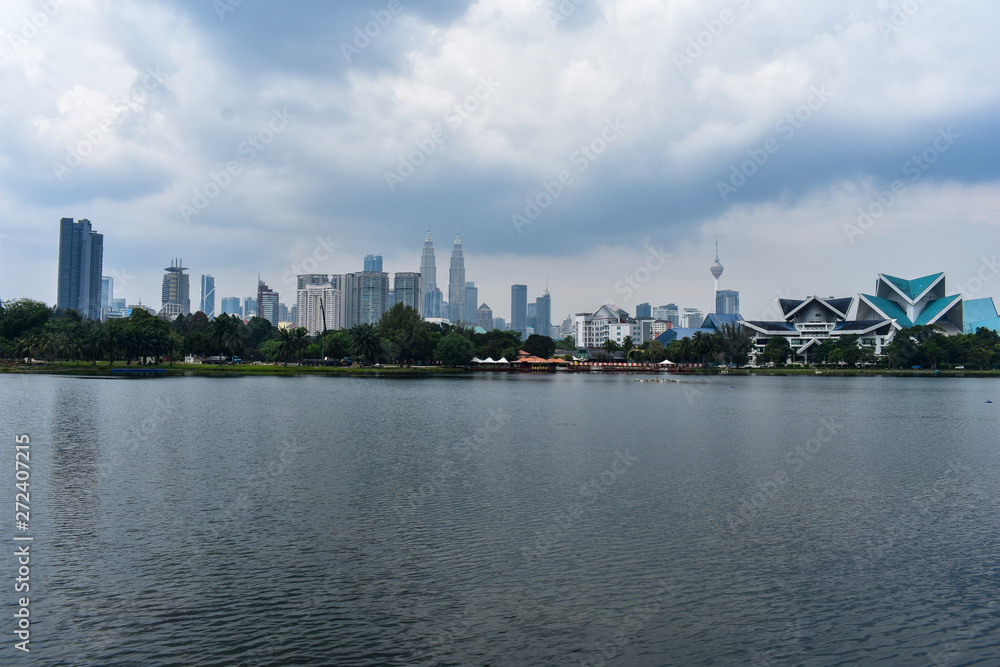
left=2, top=373, right=999, bottom=665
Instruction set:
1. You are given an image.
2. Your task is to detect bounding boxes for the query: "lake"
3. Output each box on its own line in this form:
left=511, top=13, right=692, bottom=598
left=2, top=373, right=998, bottom=665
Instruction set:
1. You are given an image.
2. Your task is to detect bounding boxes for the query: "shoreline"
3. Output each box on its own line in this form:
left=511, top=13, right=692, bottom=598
left=1, top=362, right=999, bottom=378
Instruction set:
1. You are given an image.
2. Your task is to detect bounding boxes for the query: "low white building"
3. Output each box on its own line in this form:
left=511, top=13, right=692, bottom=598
left=574, top=305, right=645, bottom=348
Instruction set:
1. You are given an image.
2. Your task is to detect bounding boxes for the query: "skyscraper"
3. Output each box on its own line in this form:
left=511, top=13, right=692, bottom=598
left=101, top=276, right=114, bottom=321
left=394, top=272, right=422, bottom=312
left=636, top=302, right=652, bottom=318
left=511, top=284, right=527, bottom=339
left=715, top=289, right=740, bottom=315
left=161, top=259, right=190, bottom=317
left=221, top=297, right=241, bottom=318
left=297, top=274, right=329, bottom=290
left=464, top=281, right=478, bottom=324
left=57, top=217, right=104, bottom=320
left=243, top=297, right=257, bottom=320
left=448, top=234, right=465, bottom=323
left=257, top=279, right=279, bottom=325
left=342, top=271, right=390, bottom=326
left=535, top=291, right=552, bottom=339
left=297, top=283, right=341, bottom=335
left=420, top=231, right=438, bottom=318
left=476, top=303, right=494, bottom=331
left=364, top=255, right=383, bottom=272
left=200, top=274, right=215, bottom=317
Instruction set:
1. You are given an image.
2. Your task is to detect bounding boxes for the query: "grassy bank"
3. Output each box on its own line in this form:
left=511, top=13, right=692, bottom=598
left=0, top=361, right=467, bottom=377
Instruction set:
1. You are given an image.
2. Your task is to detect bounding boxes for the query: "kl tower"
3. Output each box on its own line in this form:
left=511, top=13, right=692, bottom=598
left=710, top=237, right=724, bottom=292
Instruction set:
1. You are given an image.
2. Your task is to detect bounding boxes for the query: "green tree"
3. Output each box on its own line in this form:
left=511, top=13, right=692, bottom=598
left=621, top=335, right=634, bottom=360
left=378, top=303, right=431, bottom=363
left=435, top=332, right=475, bottom=367
left=524, top=334, right=556, bottom=359
left=0, top=298, right=52, bottom=339
left=322, top=330, right=351, bottom=359
left=761, top=337, right=790, bottom=366
left=691, top=331, right=714, bottom=365
left=349, top=323, right=384, bottom=364
left=602, top=339, right=620, bottom=357
left=717, top=322, right=754, bottom=368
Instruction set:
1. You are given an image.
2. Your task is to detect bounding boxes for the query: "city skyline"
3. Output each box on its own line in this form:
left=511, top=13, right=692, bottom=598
left=2, top=2, right=996, bottom=322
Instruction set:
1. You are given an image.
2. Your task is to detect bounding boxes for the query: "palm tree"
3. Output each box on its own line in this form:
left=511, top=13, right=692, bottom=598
left=622, top=335, right=634, bottom=361
left=691, top=331, right=712, bottom=365
left=84, top=323, right=104, bottom=365
left=291, top=327, right=310, bottom=362
left=602, top=338, right=620, bottom=359
left=677, top=337, right=693, bottom=363
left=350, top=323, right=383, bottom=365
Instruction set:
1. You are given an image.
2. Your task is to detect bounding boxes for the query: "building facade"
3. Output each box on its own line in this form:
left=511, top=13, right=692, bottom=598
left=535, top=291, right=552, bottom=339
left=297, top=283, right=342, bottom=335
left=511, top=284, right=527, bottom=339
left=200, top=274, right=216, bottom=318
left=221, top=297, right=241, bottom=318
left=448, top=234, right=466, bottom=324
left=101, top=276, right=113, bottom=321
left=257, top=280, right=279, bottom=325
left=476, top=303, right=494, bottom=331
left=57, top=217, right=104, bottom=319
left=574, top=305, right=645, bottom=349
left=161, top=259, right=190, bottom=317
left=394, top=272, right=422, bottom=312
left=715, top=289, right=739, bottom=316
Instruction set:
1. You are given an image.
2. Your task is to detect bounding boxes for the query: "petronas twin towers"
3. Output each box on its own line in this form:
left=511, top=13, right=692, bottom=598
left=419, top=231, right=465, bottom=322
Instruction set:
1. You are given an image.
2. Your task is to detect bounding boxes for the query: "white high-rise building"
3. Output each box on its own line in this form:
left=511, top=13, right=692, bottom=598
left=296, top=284, right=342, bottom=335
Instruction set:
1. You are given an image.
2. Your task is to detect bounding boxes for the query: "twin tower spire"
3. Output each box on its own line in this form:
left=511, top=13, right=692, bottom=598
left=420, top=231, right=464, bottom=321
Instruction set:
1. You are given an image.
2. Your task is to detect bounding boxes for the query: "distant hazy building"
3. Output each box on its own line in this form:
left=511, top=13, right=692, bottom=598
left=161, top=258, right=190, bottom=316
left=394, top=272, right=422, bottom=312
left=364, top=254, right=383, bottom=273
left=243, top=297, right=257, bottom=320
left=158, top=303, right=185, bottom=321
left=464, top=282, right=478, bottom=324
left=278, top=302, right=289, bottom=324
left=221, top=297, right=241, bottom=318
left=342, top=271, right=390, bottom=327
left=535, top=291, right=552, bottom=339
left=424, top=287, right=444, bottom=321
left=493, top=317, right=506, bottom=331
left=57, top=217, right=104, bottom=319
left=448, top=235, right=466, bottom=323
left=200, top=274, right=216, bottom=317
left=715, top=289, right=740, bottom=316
left=297, top=283, right=342, bottom=335
left=653, top=304, right=680, bottom=326
left=681, top=308, right=704, bottom=328
left=257, top=280, right=279, bottom=325
left=297, top=274, right=329, bottom=290
left=635, top=302, right=652, bottom=319
left=476, top=303, right=494, bottom=331
left=527, top=302, right=537, bottom=333
left=101, top=276, right=113, bottom=321
left=111, top=297, right=126, bottom=311
left=511, top=284, right=527, bottom=338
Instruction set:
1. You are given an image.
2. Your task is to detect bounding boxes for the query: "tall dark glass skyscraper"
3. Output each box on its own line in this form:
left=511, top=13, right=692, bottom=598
left=511, top=284, right=527, bottom=339
left=57, top=217, right=104, bottom=319
left=535, top=291, right=551, bottom=339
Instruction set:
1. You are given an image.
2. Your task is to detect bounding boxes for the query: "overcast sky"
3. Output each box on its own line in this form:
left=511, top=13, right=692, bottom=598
left=1, top=0, right=998, bottom=323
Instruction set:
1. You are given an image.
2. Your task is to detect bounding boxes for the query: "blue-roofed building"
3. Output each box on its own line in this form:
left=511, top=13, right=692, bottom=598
left=962, top=297, right=1000, bottom=334
left=857, top=273, right=964, bottom=334
left=655, top=313, right=744, bottom=345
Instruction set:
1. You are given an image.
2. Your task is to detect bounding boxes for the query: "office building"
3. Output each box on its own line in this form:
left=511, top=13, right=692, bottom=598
left=161, top=258, right=190, bottom=317
left=279, top=303, right=289, bottom=324
left=652, top=304, right=680, bottom=326
left=200, top=275, right=216, bottom=317
left=342, top=271, right=390, bottom=327
left=221, top=297, right=241, bottom=318
left=297, top=274, right=329, bottom=290
left=297, top=283, right=342, bottom=335
left=101, top=276, right=113, bottom=321
left=636, top=302, right=652, bottom=319
left=493, top=317, right=506, bottom=331
left=535, top=291, right=552, bottom=339
left=448, top=234, right=466, bottom=323
left=681, top=308, right=704, bottom=328
left=464, top=282, right=478, bottom=324
left=57, top=217, right=104, bottom=319
left=111, top=297, right=126, bottom=311
left=243, top=297, right=257, bottom=320
left=511, top=284, right=527, bottom=339
left=257, top=280, right=279, bottom=325
left=715, top=289, right=740, bottom=316
left=476, top=304, right=494, bottom=331
left=420, top=231, right=439, bottom=319
left=364, top=255, right=383, bottom=273
left=394, top=272, right=422, bottom=312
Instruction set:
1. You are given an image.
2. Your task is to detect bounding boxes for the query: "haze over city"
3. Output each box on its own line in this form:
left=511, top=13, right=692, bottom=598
left=1, top=0, right=998, bottom=321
